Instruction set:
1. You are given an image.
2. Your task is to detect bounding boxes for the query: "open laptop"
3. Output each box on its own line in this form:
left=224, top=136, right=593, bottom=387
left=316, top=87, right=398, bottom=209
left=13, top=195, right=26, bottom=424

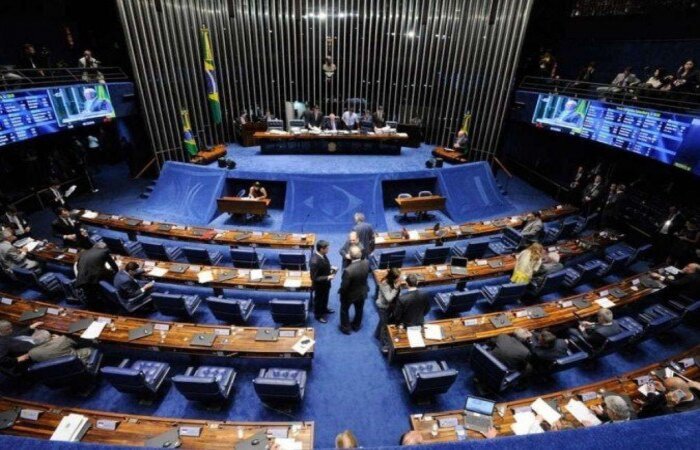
left=463, top=396, right=495, bottom=434
left=450, top=256, right=468, bottom=276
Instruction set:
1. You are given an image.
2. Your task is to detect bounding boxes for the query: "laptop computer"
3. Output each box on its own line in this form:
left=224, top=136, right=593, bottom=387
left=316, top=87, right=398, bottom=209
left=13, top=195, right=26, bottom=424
left=464, top=396, right=496, bottom=434
left=450, top=257, right=468, bottom=276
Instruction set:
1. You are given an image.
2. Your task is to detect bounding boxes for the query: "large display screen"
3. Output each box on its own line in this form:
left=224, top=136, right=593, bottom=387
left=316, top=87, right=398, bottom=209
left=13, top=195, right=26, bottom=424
left=0, top=84, right=115, bottom=148
left=531, top=93, right=700, bottom=176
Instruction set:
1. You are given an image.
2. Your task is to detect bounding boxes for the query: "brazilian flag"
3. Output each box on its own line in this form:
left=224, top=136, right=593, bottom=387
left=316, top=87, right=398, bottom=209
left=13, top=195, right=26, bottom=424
left=181, top=109, right=198, bottom=156
left=460, top=112, right=472, bottom=134
left=200, top=26, right=222, bottom=124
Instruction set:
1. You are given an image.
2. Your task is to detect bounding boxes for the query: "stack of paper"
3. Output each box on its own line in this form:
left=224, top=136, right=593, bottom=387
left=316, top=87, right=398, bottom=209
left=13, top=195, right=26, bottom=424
left=148, top=267, right=168, bottom=277
left=81, top=321, right=106, bottom=340
left=510, top=411, right=544, bottom=435
left=408, top=230, right=420, bottom=240
left=197, top=270, right=214, bottom=283
left=531, top=398, right=561, bottom=426
left=284, top=278, right=302, bottom=289
left=423, top=324, right=443, bottom=341
left=594, top=297, right=616, bottom=308
left=375, top=236, right=386, bottom=244
left=292, top=336, right=315, bottom=355
left=250, top=269, right=264, bottom=281
left=407, top=326, right=426, bottom=348
left=50, top=413, right=90, bottom=442
left=81, top=211, right=98, bottom=219
left=565, top=399, right=601, bottom=427
left=275, top=438, right=303, bottom=450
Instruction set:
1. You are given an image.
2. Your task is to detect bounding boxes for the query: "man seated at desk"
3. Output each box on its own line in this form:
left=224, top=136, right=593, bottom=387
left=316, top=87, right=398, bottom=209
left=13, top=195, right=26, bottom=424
left=303, top=105, right=324, bottom=130
left=342, top=107, right=358, bottom=130
left=114, top=261, right=154, bottom=300
left=453, top=130, right=469, bottom=154
left=323, top=113, right=341, bottom=131
left=359, top=110, right=374, bottom=132
left=571, top=308, right=622, bottom=350
left=247, top=181, right=268, bottom=199
left=373, top=106, right=391, bottom=133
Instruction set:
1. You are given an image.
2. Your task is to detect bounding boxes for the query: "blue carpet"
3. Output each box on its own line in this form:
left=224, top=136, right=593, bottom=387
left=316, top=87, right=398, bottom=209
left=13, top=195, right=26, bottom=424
left=3, top=159, right=699, bottom=449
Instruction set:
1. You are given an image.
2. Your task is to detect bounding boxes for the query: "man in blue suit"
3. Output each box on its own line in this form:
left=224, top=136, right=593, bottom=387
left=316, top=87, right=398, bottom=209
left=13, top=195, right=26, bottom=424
left=114, top=261, right=154, bottom=300
left=352, top=212, right=375, bottom=254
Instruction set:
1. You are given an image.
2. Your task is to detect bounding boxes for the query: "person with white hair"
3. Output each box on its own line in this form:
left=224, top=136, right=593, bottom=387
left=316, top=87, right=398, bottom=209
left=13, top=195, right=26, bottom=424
left=0, top=228, right=39, bottom=275
left=591, top=395, right=632, bottom=423
left=652, top=262, right=700, bottom=298
left=338, top=245, right=370, bottom=334
left=352, top=212, right=375, bottom=254
left=488, top=328, right=534, bottom=374
left=338, top=231, right=366, bottom=269
left=574, top=308, right=622, bottom=349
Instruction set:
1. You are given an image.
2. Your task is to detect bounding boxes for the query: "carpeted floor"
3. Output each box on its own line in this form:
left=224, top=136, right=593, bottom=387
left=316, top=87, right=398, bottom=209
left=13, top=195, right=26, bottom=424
left=2, top=148, right=699, bottom=449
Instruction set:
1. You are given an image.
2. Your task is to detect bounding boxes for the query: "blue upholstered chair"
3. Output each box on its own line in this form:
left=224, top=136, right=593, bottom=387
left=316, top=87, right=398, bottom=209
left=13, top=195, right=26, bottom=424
left=470, top=343, right=524, bottom=393
left=568, top=318, right=641, bottom=357
left=99, top=280, right=152, bottom=313
left=182, top=246, right=223, bottom=265
left=546, top=340, right=589, bottom=373
left=252, top=368, right=307, bottom=404
left=205, top=296, right=255, bottom=323
left=669, top=295, right=700, bottom=320
left=414, top=246, right=451, bottom=265
left=279, top=252, right=306, bottom=270
left=562, top=260, right=603, bottom=288
left=607, top=243, right=653, bottom=266
left=370, top=250, right=406, bottom=270
left=637, top=304, right=682, bottom=337
left=270, top=298, right=308, bottom=325
left=27, top=348, right=103, bottom=389
left=527, top=270, right=567, bottom=297
left=542, top=218, right=578, bottom=244
left=229, top=248, right=265, bottom=268
left=152, top=292, right=202, bottom=317
left=102, top=235, right=144, bottom=257
left=481, top=282, right=528, bottom=306
left=433, top=290, right=481, bottom=315
left=402, top=360, right=458, bottom=398
left=11, top=268, right=65, bottom=296
left=56, top=274, right=83, bottom=305
left=488, top=227, right=523, bottom=255
left=172, top=366, right=237, bottom=404
left=141, top=242, right=182, bottom=262
left=101, top=359, right=170, bottom=396
left=595, top=252, right=630, bottom=277
left=452, top=239, right=491, bottom=259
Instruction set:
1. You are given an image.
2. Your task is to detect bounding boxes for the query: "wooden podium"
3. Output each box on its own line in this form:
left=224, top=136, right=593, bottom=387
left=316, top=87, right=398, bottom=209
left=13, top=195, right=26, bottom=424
left=217, top=197, right=271, bottom=216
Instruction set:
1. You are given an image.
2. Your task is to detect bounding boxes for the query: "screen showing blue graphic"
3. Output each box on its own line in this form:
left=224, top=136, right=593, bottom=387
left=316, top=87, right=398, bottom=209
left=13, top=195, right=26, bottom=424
left=0, top=84, right=115, bottom=148
left=530, top=94, right=700, bottom=176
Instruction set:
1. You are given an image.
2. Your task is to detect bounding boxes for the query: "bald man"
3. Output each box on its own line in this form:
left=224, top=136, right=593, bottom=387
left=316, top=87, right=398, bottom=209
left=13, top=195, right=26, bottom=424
left=664, top=377, right=700, bottom=413
left=653, top=263, right=700, bottom=298
left=338, top=231, right=366, bottom=268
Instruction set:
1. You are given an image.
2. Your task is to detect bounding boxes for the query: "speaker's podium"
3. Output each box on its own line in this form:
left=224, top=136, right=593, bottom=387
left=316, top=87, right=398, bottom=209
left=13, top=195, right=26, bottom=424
left=217, top=197, right=271, bottom=216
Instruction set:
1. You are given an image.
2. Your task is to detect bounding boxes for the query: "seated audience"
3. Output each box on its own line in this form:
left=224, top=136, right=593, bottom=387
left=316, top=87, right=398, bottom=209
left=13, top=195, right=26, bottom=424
left=573, top=308, right=622, bottom=349
left=670, top=59, right=699, bottom=92
left=591, top=395, right=632, bottom=423
left=20, top=330, right=93, bottom=364
left=641, top=67, right=671, bottom=91
left=489, top=328, right=533, bottom=374
left=1, top=205, right=30, bottom=239
left=511, top=242, right=545, bottom=284
left=0, top=320, right=43, bottom=360
left=0, top=228, right=39, bottom=275
left=663, top=377, right=700, bottom=413
left=52, top=207, right=91, bottom=249
left=335, top=430, right=358, bottom=449
left=391, top=274, right=430, bottom=327
left=339, top=231, right=366, bottom=268
left=520, top=211, right=544, bottom=246
left=375, top=268, right=401, bottom=352
left=114, top=261, right=154, bottom=299
left=596, top=66, right=640, bottom=95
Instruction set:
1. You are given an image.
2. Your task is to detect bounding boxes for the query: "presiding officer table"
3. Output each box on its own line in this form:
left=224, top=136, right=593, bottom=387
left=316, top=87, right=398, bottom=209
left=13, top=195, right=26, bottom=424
left=217, top=197, right=271, bottom=217
left=0, top=396, right=314, bottom=449
left=395, top=195, right=446, bottom=216
left=254, top=130, right=409, bottom=155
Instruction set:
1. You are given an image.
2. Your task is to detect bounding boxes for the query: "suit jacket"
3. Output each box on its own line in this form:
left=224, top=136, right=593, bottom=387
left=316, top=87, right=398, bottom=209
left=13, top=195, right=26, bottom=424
left=114, top=270, right=143, bottom=299
left=309, top=252, right=332, bottom=290
left=582, top=182, right=603, bottom=201
left=1, top=213, right=29, bottom=236
left=353, top=222, right=375, bottom=254
left=372, top=112, right=386, bottom=128
left=338, top=259, right=369, bottom=302
left=47, top=187, right=67, bottom=209
left=75, top=247, right=118, bottom=288
left=0, top=241, right=31, bottom=272
left=339, top=240, right=366, bottom=266
left=584, top=321, right=622, bottom=348
left=490, top=334, right=531, bottom=372
left=393, top=289, right=430, bottom=327
left=51, top=216, right=81, bottom=238
left=303, top=110, right=323, bottom=128
left=28, top=336, right=78, bottom=363
left=530, top=337, right=568, bottom=363
left=0, top=326, right=35, bottom=359
left=665, top=272, right=700, bottom=298
left=521, top=218, right=543, bottom=240
left=323, top=117, right=341, bottom=131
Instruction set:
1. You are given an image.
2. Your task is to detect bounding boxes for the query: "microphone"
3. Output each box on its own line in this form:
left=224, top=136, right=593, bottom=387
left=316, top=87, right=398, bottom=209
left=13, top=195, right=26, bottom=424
left=300, top=210, right=312, bottom=234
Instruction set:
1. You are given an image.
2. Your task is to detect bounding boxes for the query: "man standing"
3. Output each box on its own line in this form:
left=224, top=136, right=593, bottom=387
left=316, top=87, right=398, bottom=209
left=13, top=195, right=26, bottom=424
left=520, top=211, right=544, bottom=246
left=392, top=274, right=430, bottom=327
left=342, top=107, right=358, bottom=130
left=74, top=241, right=118, bottom=307
left=338, top=246, right=369, bottom=334
left=303, top=105, right=323, bottom=129
left=338, top=231, right=365, bottom=268
left=453, top=130, right=469, bottom=154
left=310, top=240, right=336, bottom=323
left=352, top=212, right=375, bottom=255
left=581, top=174, right=604, bottom=216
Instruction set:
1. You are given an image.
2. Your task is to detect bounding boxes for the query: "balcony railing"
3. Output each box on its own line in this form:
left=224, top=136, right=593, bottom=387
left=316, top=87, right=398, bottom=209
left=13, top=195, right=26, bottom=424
left=0, top=66, right=128, bottom=90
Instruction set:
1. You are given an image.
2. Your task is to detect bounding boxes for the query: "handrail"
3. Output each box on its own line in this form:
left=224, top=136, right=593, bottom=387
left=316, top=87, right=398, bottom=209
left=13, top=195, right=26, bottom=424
left=0, top=66, right=128, bottom=90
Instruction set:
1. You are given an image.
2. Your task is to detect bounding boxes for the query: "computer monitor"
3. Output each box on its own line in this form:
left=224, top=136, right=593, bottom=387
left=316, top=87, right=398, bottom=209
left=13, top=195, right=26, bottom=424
left=288, top=119, right=305, bottom=131
left=360, top=120, right=374, bottom=133
left=386, top=120, right=398, bottom=129
left=465, top=396, right=496, bottom=415
left=450, top=256, right=468, bottom=269
left=267, top=119, right=284, bottom=131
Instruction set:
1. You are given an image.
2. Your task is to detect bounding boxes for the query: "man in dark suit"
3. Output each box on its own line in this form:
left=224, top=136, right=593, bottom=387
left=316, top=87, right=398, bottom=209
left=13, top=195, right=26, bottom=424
left=0, top=319, right=43, bottom=374
left=47, top=182, right=70, bottom=210
left=52, top=207, right=91, bottom=249
left=489, top=328, right=533, bottom=374
left=656, top=205, right=684, bottom=259
left=303, top=105, right=323, bottom=129
left=323, top=113, right=341, bottom=131
left=114, top=261, right=154, bottom=300
left=652, top=263, right=700, bottom=298
left=2, top=205, right=31, bottom=239
left=74, top=241, right=119, bottom=307
left=352, top=212, right=375, bottom=255
left=575, top=308, right=622, bottom=349
left=372, top=106, right=387, bottom=129
left=392, top=274, right=430, bottom=327
left=581, top=174, right=604, bottom=216
left=338, top=231, right=366, bottom=269
left=338, top=245, right=369, bottom=334
left=310, top=240, right=336, bottom=323
left=529, top=329, right=568, bottom=371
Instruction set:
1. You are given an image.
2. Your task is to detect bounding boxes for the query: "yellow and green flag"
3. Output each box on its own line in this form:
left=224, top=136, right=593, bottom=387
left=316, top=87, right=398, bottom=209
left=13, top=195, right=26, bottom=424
left=200, top=26, right=222, bottom=124
left=181, top=109, right=198, bottom=156
left=460, top=112, right=472, bottom=135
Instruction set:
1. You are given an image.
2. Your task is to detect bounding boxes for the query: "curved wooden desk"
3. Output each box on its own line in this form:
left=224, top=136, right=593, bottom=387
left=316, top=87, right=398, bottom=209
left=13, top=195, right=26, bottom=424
left=30, top=243, right=312, bottom=294
left=0, top=293, right=314, bottom=359
left=0, top=396, right=314, bottom=449
left=78, top=210, right=316, bottom=250
left=374, top=204, right=577, bottom=249
left=410, top=345, right=700, bottom=443
left=373, top=232, right=620, bottom=288
left=386, top=270, right=662, bottom=361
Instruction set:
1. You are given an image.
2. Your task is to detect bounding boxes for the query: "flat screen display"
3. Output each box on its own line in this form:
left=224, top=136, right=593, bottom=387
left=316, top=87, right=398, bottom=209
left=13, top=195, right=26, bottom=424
left=530, top=93, right=700, bottom=176
left=0, top=83, right=115, bottom=148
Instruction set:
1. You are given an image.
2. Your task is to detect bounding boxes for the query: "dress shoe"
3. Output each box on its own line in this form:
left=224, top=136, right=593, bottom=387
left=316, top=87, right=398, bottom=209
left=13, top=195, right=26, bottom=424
left=339, top=327, right=351, bottom=335
left=325, top=309, right=336, bottom=314
left=317, top=317, right=328, bottom=323
left=351, top=325, right=361, bottom=332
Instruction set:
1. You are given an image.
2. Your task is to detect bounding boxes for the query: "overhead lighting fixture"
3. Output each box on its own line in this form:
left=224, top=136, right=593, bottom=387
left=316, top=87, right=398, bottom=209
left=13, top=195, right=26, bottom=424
left=406, top=30, right=416, bottom=38
left=317, top=11, right=327, bottom=20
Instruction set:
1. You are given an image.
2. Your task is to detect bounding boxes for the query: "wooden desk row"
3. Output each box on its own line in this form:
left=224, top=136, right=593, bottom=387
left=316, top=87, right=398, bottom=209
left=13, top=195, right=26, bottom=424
left=30, top=243, right=313, bottom=294
left=410, top=345, right=700, bottom=443
left=387, top=270, right=661, bottom=360
left=78, top=210, right=316, bottom=250
left=431, top=146, right=469, bottom=164
left=253, top=130, right=409, bottom=155
left=0, top=293, right=314, bottom=359
left=373, top=232, right=618, bottom=288
left=0, top=396, right=314, bottom=449
left=374, top=204, right=577, bottom=249
left=217, top=197, right=271, bottom=217
left=395, top=195, right=446, bottom=215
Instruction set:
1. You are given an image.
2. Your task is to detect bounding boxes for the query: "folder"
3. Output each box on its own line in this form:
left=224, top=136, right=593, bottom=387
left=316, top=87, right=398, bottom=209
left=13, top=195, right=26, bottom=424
left=235, top=432, right=268, bottom=450
left=19, top=307, right=47, bottom=322
left=527, top=307, right=547, bottom=319
left=168, top=264, right=189, bottom=274
left=125, top=219, right=142, bottom=227
left=255, top=328, right=279, bottom=341
left=488, top=259, right=504, bottom=269
left=157, top=224, right=173, bottom=232
left=190, top=333, right=216, bottom=347
left=0, top=408, right=19, bottom=430
left=68, top=318, right=95, bottom=334
left=216, top=270, right=238, bottom=282
left=573, top=298, right=591, bottom=309
left=128, top=324, right=154, bottom=341
left=490, top=314, right=511, bottom=329
left=144, top=428, right=181, bottom=448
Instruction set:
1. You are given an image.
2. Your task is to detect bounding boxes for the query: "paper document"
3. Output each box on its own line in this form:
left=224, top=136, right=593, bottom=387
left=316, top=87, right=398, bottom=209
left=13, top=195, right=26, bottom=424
left=407, top=326, right=426, bottom=348
left=531, top=398, right=561, bottom=425
left=375, top=236, right=385, bottom=244
left=565, top=399, right=601, bottom=426
left=250, top=269, right=263, bottom=281
left=284, top=278, right=302, bottom=289
left=81, top=321, right=106, bottom=340
left=664, top=266, right=681, bottom=275
left=408, top=230, right=420, bottom=240
left=197, top=270, right=214, bottom=283
left=25, top=240, right=40, bottom=252
left=423, top=324, right=443, bottom=340
left=148, top=267, right=168, bottom=277
left=292, top=336, right=315, bottom=355
left=594, top=297, right=616, bottom=308
left=81, top=211, right=98, bottom=219
left=274, top=438, right=303, bottom=450
left=50, top=413, right=90, bottom=442
left=511, top=411, right=544, bottom=435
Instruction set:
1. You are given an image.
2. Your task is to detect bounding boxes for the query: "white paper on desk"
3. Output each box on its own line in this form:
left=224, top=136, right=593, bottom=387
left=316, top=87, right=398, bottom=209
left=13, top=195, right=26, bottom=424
left=375, top=236, right=386, bottom=244
left=595, top=297, right=615, bottom=308
left=638, top=383, right=653, bottom=396
left=250, top=269, right=263, bottom=281
left=284, top=278, right=302, bottom=289
left=148, top=267, right=168, bottom=277
left=197, top=270, right=214, bottom=283
left=407, top=326, right=426, bottom=348
left=531, top=398, right=561, bottom=426
left=423, top=324, right=443, bottom=340
left=24, top=240, right=40, bottom=252
left=665, top=266, right=681, bottom=275
left=274, top=438, right=303, bottom=450
left=511, top=413, right=544, bottom=435
left=81, top=211, right=98, bottom=219
left=476, top=259, right=488, bottom=266
left=565, top=399, right=601, bottom=427
left=81, top=321, right=106, bottom=339
left=292, top=336, right=315, bottom=355
left=408, top=230, right=420, bottom=240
